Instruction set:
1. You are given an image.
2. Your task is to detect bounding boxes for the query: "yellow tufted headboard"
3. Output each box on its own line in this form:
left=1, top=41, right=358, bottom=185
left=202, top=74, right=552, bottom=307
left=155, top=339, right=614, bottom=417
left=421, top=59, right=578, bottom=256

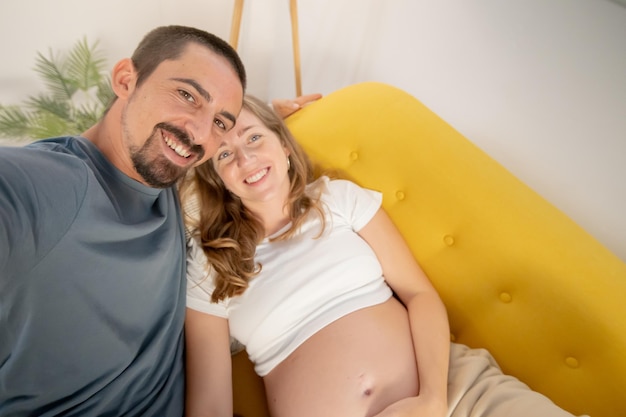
left=232, top=82, right=626, bottom=417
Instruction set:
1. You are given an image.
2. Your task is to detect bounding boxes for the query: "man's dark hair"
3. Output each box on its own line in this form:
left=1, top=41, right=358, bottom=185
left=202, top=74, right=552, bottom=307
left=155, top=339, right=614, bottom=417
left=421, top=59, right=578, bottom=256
left=131, top=25, right=247, bottom=90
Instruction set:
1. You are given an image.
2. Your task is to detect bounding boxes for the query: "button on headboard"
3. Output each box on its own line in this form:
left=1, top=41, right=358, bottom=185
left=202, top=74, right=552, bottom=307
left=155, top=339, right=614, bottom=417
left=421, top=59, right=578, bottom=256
left=284, top=81, right=626, bottom=417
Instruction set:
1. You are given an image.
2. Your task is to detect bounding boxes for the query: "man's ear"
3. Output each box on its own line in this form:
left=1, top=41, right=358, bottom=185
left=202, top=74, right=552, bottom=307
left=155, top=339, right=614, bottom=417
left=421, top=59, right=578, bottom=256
left=111, top=58, right=137, bottom=100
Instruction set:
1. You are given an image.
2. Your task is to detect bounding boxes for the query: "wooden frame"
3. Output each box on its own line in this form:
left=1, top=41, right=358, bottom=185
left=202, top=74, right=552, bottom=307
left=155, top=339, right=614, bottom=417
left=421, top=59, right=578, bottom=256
left=229, top=0, right=302, bottom=96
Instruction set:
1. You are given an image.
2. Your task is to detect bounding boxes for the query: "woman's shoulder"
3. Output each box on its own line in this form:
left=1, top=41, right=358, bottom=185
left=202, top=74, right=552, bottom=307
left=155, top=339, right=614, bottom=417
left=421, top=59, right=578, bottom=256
left=309, top=176, right=362, bottom=197
left=309, top=176, right=381, bottom=214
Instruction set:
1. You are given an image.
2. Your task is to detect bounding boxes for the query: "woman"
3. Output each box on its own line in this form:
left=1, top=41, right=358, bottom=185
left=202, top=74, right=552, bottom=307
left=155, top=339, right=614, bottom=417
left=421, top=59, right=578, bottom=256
left=181, top=96, right=580, bottom=417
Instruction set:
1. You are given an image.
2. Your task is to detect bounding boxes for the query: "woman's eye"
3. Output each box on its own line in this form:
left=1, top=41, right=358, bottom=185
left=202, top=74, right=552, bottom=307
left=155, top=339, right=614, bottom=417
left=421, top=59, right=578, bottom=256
left=179, top=90, right=194, bottom=102
left=249, top=134, right=261, bottom=143
left=217, top=150, right=231, bottom=161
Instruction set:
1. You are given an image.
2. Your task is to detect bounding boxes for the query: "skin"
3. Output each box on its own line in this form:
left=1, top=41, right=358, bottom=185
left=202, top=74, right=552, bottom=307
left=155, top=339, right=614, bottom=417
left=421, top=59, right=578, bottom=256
left=212, top=109, right=292, bottom=235
left=185, top=108, right=451, bottom=417
left=83, top=43, right=244, bottom=188
left=271, top=93, right=322, bottom=119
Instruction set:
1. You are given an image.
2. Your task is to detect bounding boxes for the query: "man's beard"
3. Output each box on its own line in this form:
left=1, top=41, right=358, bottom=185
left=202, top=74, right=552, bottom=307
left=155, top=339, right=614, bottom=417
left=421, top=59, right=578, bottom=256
left=130, top=123, right=205, bottom=188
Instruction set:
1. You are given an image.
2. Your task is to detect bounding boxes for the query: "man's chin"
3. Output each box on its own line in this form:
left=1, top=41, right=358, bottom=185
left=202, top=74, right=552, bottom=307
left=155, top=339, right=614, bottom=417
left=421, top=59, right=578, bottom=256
left=135, top=161, right=188, bottom=188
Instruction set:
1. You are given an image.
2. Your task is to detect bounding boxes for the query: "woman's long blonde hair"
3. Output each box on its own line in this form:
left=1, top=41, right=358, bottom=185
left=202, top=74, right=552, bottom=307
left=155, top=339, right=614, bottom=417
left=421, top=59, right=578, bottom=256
left=179, top=95, right=326, bottom=302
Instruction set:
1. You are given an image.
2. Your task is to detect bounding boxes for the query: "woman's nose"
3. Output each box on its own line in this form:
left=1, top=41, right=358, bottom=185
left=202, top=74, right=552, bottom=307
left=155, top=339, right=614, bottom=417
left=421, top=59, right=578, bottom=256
left=236, top=147, right=255, bottom=165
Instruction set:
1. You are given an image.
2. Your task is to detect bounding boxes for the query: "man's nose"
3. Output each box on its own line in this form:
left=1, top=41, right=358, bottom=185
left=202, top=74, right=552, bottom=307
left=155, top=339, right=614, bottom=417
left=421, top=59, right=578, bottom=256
left=188, top=112, right=220, bottom=157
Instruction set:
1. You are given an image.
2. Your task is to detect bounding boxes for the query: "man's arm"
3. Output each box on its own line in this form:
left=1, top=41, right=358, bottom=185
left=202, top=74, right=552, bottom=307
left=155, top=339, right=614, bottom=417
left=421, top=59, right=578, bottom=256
left=272, top=93, right=322, bottom=119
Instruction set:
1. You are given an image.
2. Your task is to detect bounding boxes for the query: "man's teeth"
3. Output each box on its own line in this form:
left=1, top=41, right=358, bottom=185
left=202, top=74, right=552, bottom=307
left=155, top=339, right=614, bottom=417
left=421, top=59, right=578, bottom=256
left=164, top=136, right=191, bottom=158
left=245, top=168, right=268, bottom=184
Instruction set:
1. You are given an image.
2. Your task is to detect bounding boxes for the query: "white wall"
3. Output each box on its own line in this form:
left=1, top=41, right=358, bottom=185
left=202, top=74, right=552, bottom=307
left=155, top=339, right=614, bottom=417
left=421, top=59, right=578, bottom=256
left=1, top=0, right=625, bottom=262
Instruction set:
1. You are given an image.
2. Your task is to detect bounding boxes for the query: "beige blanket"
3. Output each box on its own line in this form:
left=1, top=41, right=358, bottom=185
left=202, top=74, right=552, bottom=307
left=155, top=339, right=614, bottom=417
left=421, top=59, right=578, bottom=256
left=448, top=343, right=587, bottom=417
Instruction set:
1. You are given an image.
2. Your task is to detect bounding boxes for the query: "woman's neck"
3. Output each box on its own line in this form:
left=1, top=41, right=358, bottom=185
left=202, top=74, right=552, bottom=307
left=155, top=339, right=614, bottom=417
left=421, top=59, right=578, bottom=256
left=247, top=199, right=291, bottom=238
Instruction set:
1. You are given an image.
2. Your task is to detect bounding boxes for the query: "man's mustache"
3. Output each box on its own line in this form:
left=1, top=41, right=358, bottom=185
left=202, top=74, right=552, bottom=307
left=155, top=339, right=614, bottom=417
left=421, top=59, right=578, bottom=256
left=155, top=122, right=205, bottom=161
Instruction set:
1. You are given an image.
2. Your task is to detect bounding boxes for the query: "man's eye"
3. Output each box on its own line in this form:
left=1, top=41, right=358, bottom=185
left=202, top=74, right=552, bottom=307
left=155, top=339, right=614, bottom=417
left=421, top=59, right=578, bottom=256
left=179, top=90, right=194, bottom=102
left=214, top=119, right=226, bottom=130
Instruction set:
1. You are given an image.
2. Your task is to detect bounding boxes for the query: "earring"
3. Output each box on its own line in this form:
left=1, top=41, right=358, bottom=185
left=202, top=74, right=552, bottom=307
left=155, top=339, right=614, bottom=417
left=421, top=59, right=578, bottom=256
left=287, top=156, right=291, bottom=170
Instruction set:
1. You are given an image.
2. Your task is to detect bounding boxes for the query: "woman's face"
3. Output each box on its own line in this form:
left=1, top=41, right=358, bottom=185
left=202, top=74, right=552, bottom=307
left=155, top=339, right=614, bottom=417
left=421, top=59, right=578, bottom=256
left=211, top=108, right=291, bottom=208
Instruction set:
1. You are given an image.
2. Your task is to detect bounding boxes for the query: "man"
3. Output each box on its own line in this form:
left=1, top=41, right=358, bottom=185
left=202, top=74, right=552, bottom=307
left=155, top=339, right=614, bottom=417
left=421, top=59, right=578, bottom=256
left=0, top=25, right=245, bottom=416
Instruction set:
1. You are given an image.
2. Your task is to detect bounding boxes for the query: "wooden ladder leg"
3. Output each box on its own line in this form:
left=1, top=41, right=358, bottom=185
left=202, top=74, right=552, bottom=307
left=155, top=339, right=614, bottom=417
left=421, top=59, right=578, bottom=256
left=290, top=0, right=302, bottom=97
left=231, top=0, right=302, bottom=97
left=230, top=0, right=245, bottom=49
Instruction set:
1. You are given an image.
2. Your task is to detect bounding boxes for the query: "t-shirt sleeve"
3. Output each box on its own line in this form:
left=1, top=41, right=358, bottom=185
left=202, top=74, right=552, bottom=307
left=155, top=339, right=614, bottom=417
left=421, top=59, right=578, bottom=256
left=0, top=145, right=87, bottom=273
left=324, top=178, right=383, bottom=232
left=186, top=236, right=229, bottom=318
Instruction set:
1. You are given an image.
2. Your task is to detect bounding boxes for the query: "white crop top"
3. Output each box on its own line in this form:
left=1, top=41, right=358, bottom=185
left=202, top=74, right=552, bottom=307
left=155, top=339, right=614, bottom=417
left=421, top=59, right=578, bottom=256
left=186, top=177, right=393, bottom=376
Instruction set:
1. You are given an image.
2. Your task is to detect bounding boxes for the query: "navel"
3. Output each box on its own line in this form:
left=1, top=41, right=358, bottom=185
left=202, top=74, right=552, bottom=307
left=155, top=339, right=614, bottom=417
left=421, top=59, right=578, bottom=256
left=358, top=373, right=375, bottom=397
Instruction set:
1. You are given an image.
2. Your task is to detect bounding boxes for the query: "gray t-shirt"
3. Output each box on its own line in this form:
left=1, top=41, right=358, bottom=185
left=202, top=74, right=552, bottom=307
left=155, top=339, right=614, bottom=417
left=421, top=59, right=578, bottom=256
left=0, top=137, right=185, bottom=416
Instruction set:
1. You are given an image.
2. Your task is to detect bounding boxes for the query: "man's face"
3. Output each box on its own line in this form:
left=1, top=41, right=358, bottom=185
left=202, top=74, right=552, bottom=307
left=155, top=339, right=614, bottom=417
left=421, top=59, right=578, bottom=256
left=121, top=43, right=244, bottom=188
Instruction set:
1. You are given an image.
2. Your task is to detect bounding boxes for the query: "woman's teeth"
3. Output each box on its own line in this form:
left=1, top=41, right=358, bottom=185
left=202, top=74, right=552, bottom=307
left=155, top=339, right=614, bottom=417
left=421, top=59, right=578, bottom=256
left=245, top=168, right=268, bottom=184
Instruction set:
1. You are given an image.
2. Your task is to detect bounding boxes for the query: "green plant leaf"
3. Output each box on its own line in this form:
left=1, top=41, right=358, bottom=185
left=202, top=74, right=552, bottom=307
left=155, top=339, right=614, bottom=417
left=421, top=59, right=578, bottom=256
left=67, top=37, right=108, bottom=92
left=72, top=102, right=102, bottom=132
left=29, top=111, right=73, bottom=138
left=26, top=94, right=72, bottom=121
left=33, top=50, right=76, bottom=102
left=2, top=37, right=112, bottom=143
left=96, top=78, right=115, bottom=109
left=0, top=105, right=35, bottom=139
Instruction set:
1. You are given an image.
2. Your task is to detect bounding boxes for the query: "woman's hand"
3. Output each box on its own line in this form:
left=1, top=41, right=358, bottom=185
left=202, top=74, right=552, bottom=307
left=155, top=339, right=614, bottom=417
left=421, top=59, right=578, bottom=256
left=371, top=395, right=447, bottom=417
left=271, top=93, right=322, bottom=119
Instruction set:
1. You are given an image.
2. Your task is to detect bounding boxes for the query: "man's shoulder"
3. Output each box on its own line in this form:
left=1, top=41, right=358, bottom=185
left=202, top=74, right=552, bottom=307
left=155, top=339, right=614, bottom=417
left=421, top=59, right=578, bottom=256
left=23, top=135, right=90, bottom=160
left=1, top=136, right=91, bottom=179
left=0, top=137, right=92, bottom=209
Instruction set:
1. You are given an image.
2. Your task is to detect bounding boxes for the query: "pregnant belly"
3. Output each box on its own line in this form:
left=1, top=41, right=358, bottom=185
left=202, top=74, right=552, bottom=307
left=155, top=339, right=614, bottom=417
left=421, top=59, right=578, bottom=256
left=263, top=297, right=419, bottom=417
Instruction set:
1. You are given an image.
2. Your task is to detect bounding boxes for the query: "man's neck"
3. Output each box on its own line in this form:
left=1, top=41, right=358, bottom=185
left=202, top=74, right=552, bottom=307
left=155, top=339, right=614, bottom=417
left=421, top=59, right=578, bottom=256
left=82, top=105, right=143, bottom=185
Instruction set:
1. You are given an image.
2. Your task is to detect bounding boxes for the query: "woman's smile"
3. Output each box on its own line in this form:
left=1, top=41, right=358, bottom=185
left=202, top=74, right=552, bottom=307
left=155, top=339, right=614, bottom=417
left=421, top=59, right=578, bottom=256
left=245, top=167, right=270, bottom=184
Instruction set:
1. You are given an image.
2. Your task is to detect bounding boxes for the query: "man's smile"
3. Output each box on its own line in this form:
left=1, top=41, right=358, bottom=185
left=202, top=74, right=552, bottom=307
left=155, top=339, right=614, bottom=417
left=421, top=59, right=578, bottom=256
left=163, top=132, right=191, bottom=158
left=156, top=122, right=205, bottom=164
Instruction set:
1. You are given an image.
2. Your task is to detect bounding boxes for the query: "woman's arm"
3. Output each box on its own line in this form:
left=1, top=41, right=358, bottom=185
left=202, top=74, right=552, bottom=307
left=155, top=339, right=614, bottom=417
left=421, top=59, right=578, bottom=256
left=358, top=208, right=450, bottom=417
left=184, top=308, right=233, bottom=417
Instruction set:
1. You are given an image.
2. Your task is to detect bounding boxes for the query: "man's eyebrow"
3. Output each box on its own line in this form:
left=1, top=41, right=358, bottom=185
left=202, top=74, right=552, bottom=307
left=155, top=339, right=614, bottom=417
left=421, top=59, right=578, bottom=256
left=221, top=111, right=237, bottom=126
left=172, top=77, right=236, bottom=125
left=172, top=77, right=211, bottom=102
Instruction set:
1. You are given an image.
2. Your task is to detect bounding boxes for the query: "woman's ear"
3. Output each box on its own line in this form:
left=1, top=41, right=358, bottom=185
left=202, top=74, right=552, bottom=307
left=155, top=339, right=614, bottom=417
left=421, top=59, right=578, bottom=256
left=111, top=58, right=137, bottom=100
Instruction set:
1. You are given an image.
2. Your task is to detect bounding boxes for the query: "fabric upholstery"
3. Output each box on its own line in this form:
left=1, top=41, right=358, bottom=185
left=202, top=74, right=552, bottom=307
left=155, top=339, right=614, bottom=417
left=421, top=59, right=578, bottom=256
left=232, top=82, right=626, bottom=417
